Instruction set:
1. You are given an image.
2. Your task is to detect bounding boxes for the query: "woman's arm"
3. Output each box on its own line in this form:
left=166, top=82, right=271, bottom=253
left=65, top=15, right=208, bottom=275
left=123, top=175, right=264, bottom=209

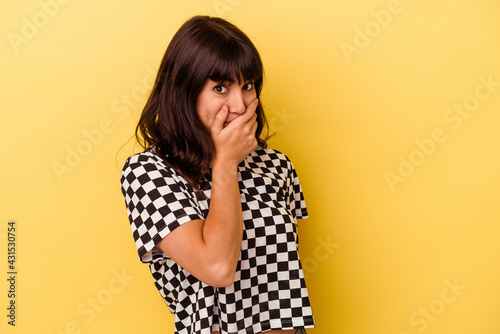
left=156, top=98, right=259, bottom=287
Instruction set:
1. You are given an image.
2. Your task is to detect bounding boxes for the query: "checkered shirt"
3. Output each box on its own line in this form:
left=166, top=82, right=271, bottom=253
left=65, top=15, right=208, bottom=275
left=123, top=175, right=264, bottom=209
left=120, top=147, right=314, bottom=334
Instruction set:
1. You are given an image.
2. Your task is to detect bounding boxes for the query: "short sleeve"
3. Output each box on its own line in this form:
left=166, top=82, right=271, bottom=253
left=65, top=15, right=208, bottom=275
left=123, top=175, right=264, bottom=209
left=120, top=153, right=205, bottom=263
left=286, top=158, right=309, bottom=220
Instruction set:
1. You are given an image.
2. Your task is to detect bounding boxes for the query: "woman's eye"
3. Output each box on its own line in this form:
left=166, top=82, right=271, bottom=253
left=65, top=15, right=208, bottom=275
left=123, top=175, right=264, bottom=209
left=243, top=83, right=254, bottom=91
left=213, top=85, right=227, bottom=94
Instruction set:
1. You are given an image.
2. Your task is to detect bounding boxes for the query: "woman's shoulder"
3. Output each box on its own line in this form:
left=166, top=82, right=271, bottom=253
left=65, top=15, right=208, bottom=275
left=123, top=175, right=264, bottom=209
left=120, top=151, right=193, bottom=194
left=123, top=151, right=163, bottom=166
left=121, top=151, right=172, bottom=177
left=246, top=147, right=300, bottom=176
left=250, top=146, right=293, bottom=164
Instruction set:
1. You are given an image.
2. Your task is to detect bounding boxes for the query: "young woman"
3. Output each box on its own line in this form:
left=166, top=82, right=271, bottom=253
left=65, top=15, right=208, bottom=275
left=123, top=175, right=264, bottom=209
left=120, top=15, right=314, bottom=334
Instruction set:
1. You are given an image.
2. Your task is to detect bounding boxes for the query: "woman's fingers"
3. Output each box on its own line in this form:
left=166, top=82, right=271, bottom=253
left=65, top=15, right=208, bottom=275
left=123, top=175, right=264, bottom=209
left=211, top=105, right=228, bottom=138
left=240, top=98, right=259, bottom=124
left=210, top=98, right=259, bottom=164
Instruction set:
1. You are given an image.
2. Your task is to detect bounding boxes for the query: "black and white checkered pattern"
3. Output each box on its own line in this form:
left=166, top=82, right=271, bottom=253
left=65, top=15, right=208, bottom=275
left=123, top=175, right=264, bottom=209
left=120, top=147, right=314, bottom=334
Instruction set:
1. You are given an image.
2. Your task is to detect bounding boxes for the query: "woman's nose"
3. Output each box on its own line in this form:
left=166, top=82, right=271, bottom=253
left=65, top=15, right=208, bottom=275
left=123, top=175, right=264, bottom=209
left=227, top=91, right=245, bottom=115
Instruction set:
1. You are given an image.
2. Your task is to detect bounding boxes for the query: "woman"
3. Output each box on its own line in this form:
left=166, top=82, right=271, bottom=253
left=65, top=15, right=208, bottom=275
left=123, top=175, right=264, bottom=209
left=120, top=15, right=314, bottom=334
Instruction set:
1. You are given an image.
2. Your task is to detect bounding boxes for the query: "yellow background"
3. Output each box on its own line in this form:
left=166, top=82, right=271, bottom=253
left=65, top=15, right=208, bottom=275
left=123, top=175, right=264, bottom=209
left=2, top=0, right=500, bottom=333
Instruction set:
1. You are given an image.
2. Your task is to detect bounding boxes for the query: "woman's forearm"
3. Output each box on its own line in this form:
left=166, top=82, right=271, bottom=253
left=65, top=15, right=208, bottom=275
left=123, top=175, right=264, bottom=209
left=201, top=159, right=243, bottom=286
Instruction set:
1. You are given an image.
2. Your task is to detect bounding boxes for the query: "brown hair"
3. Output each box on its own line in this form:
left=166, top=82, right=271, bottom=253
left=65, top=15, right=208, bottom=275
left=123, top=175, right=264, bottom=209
left=136, top=15, right=268, bottom=191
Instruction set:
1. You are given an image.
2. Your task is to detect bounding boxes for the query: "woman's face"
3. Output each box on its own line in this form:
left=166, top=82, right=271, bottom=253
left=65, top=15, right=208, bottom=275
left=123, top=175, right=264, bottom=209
left=196, top=77, right=257, bottom=131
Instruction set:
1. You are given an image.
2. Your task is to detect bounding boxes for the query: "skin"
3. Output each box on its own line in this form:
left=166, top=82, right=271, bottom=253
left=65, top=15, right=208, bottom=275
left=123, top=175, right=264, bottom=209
left=195, top=78, right=257, bottom=130
left=157, top=78, right=297, bottom=334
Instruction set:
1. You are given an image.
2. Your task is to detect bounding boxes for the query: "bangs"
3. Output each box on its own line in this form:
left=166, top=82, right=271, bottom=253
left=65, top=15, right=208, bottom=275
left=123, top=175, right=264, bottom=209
left=208, top=37, right=262, bottom=85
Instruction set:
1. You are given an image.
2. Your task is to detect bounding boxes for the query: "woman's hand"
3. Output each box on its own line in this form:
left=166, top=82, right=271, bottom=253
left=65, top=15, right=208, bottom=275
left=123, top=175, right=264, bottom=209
left=210, top=97, right=259, bottom=167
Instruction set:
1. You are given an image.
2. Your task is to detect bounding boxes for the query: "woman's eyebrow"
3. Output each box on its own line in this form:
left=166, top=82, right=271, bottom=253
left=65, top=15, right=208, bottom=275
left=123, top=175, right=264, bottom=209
left=209, top=76, right=232, bottom=85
